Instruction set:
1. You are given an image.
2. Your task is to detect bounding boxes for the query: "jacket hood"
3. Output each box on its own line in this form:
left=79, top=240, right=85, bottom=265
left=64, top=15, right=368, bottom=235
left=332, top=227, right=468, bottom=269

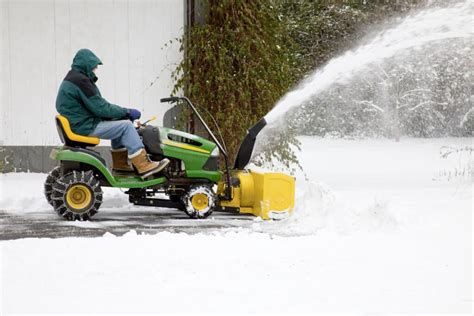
left=71, top=49, right=103, bottom=81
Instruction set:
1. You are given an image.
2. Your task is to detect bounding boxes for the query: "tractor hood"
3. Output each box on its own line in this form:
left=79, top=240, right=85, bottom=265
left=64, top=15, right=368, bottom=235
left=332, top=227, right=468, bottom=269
left=233, top=118, right=267, bottom=169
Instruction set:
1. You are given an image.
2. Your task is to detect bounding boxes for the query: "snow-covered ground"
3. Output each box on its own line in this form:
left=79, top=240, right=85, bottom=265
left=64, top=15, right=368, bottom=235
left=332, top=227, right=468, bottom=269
left=1, top=137, right=472, bottom=314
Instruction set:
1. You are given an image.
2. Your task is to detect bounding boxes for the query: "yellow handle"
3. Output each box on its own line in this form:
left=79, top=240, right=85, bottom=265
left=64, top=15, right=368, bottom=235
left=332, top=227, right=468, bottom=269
left=141, top=115, right=157, bottom=126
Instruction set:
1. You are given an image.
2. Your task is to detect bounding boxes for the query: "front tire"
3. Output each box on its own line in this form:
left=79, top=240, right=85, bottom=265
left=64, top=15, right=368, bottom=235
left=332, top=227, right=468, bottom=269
left=51, top=170, right=103, bottom=221
left=183, top=185, right=216, bottom=219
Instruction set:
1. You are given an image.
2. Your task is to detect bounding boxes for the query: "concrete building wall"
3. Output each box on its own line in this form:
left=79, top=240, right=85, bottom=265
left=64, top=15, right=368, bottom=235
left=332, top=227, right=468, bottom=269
left=0, top=0, right=184, bottom=147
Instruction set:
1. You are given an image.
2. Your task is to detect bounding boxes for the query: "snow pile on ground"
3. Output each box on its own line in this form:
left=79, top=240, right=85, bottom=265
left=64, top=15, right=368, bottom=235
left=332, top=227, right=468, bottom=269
left=0, top=173, right=49, bottom=212
left=1, top=137, right=472, bottom=314
left=255, top=137, right=472, bottom=237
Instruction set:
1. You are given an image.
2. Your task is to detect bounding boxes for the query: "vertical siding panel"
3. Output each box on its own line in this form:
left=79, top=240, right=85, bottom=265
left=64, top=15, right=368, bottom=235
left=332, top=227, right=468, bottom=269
left=113, top=0, right=131, bottom=108
left=53, top=0, right=73, bottom=145
left=152, top=0, right=184, bottom=125
left=69, top=0, right=88, bottom=54
left=7, top=1, right=55, bottom=145
left=3, top=0, right=13, bottom=145
left=0, top=0, right=12, bottom=145
left=128, top=0, right=146, bottom=113
left=143, top=0, right=162, bottom=121
left=41, top=1, right=58, bottom=147
left=140, top=0, right=184, bottom=126
left=86, top=0, right=116, bottom=100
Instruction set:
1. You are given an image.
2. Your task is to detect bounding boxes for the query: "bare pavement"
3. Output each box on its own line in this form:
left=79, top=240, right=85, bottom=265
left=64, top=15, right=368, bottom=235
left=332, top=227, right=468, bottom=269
left=0, top=208, right=255, bottom=241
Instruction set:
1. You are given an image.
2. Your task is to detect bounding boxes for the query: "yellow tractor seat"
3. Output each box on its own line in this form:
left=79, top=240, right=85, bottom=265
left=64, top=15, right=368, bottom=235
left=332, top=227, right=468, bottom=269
left=56, top=115, right=100, bottom=147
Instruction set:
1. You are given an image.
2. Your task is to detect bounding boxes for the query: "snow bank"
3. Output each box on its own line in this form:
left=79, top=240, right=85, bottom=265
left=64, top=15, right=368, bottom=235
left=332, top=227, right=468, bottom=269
left=0, top=173, right=50, bottom=213
left=252, top=137, right=472, bottom=236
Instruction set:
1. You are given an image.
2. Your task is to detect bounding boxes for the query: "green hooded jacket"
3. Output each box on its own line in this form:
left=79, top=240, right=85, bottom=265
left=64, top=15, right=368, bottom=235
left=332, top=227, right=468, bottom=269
left=56, top=49, right=128, bottom=135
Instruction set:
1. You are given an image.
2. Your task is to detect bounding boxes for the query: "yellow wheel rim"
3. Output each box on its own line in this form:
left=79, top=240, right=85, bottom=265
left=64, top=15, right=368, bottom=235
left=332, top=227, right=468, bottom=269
left=191, top=193, right=209, bottom=211
left=66, top=184, right=92, bottom=211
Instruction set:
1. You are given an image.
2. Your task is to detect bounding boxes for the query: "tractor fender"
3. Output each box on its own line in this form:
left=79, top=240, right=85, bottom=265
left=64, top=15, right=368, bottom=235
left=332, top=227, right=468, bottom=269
left=50, top=148, right=167, bottom=188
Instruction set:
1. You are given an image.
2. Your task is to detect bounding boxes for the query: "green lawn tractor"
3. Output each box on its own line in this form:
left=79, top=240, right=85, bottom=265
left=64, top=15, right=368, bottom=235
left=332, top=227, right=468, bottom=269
left=44, top=97, right=295, bottom=221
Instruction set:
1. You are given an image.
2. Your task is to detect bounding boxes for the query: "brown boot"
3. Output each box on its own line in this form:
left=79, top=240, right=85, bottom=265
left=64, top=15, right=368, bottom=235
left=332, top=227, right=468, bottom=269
left=129, top=149, right=170, bottom=178
left=111, top=148, right=134, bottom=172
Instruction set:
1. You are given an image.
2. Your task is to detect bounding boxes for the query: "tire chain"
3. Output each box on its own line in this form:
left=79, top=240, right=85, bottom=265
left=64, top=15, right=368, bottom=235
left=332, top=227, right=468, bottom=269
left=51, top=170, right=103, bottom=221
left=183, top=185, right=216, bottom=219
left=44, top=166, right=61, bottom=206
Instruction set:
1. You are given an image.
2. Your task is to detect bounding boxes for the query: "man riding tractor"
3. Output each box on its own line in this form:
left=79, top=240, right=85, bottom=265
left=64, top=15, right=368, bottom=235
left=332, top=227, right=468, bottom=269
left=56, top=48, right=169, bottom=178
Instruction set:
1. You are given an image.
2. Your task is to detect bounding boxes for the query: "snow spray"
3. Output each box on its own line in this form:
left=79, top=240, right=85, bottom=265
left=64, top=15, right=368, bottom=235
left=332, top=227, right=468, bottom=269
left=262, top=1, right=473, bottom=127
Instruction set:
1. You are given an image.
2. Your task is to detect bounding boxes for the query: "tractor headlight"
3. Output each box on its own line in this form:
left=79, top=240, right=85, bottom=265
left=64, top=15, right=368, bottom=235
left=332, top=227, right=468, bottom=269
left=211, top=146, right=219, bottom=157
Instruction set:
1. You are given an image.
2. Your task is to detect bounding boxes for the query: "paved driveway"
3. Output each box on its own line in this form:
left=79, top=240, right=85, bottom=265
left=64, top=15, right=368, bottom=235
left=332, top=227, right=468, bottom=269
left=0, top=208, right=255, bottom=240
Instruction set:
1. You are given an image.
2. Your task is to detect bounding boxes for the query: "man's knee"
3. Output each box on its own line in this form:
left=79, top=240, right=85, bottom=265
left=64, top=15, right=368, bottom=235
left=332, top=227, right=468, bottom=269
left=118, top=120, right=134, bottom=132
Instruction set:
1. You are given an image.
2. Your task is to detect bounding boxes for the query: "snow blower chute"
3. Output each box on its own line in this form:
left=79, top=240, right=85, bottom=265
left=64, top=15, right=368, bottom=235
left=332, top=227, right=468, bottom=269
left=45, top=96, right=295, bottom=221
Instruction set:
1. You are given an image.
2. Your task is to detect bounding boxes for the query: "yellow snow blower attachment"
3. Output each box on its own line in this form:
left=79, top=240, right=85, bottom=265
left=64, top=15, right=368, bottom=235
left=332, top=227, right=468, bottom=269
left=217, top=170, right=295, bottom=220
left=216, top=118, right=296, bottom=220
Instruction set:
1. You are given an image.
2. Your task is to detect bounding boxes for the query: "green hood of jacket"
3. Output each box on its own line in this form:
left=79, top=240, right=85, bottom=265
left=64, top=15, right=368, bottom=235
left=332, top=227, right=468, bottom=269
left=71, top=49, right=103, bottom=82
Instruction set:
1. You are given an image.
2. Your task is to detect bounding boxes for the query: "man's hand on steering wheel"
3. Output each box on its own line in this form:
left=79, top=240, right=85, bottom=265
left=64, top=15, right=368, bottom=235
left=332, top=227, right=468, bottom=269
left=126, top=108, right=141, bottom=121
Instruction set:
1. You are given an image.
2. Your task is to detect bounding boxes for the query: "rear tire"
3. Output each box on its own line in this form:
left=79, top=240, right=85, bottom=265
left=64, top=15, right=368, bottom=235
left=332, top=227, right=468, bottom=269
left=44, top=166, right=61, bottom=206
left=183, top=185, right=216, bottom=219
left=51, top=170, right=103, bottom=221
